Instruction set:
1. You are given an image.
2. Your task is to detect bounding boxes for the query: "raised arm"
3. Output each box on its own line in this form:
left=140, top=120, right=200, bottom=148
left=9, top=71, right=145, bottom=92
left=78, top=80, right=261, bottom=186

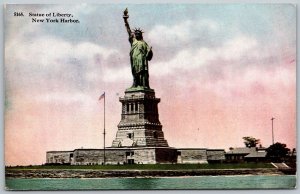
left=123, top=8, right=133, bottom=42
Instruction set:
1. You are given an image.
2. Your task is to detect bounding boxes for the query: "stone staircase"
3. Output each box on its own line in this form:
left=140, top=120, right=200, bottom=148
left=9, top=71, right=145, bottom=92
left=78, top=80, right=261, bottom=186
left=271, top=162, right=296, bottom=175
left=271, top=162, right=291, bottom=169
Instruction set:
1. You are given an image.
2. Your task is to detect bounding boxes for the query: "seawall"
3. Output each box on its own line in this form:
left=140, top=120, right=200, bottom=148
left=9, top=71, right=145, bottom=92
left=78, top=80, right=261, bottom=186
left=6, top=168, right=286, bottom=178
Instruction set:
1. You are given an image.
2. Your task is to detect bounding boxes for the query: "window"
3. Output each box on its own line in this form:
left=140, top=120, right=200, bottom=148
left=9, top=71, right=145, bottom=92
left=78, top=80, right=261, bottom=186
left=126, top=104, right=129, bottom=112
left=127, top=159, right=134, bottom=164
left=126, top=151, right=134, bottom=156
left=128, top=133, right=133, bottom=139
left=123, top=104, right=126, bottom=113
left=135, top=102, right=138, bottom=112
left=153, top=131, right=158, bottom=138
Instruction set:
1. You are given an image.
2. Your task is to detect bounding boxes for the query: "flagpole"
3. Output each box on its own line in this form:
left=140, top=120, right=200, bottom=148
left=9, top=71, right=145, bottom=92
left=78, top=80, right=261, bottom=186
left=271, top=117, right=275, bottom=145
left=103, top=92, right=106, bottom=165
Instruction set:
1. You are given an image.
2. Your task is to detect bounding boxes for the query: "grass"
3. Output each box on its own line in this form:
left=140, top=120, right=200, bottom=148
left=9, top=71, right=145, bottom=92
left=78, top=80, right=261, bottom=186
left=6, top=163, right=274, bottom=170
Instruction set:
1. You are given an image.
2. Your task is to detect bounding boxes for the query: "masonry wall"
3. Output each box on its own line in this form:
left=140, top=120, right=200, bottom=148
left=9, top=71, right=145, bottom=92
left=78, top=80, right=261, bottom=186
left=133, top=149, right=156, bottom=164
left=106, top=150, right=128, bottom=165
left=46, top=148, right=226, bottom=165
left=206, top=149, right=226, bottom=162
left=177, top=149, right=208, bottom=164
left=155, top=148, right=177, bottom=164
left=72, top=149, right=127, bottom=165
left=46, top=151, right=73, bottom=164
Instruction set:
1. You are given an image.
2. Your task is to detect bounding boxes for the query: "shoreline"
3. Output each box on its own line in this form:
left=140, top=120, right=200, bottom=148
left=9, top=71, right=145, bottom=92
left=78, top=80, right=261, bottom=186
left=6, top=168, right=293, bottom=179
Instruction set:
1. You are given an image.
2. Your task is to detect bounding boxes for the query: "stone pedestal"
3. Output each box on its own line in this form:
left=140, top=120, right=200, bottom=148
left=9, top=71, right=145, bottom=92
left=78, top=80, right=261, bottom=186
left=112, top=87, right=169, bottom=147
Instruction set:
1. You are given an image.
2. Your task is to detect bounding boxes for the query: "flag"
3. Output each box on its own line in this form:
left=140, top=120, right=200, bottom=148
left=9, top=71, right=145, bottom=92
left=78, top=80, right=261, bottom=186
left=99, top=92, right=105, bottom=101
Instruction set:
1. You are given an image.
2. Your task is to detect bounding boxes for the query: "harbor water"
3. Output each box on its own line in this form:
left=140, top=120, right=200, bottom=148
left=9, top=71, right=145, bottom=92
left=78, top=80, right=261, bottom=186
left=6, top=175, right=296, bottom=190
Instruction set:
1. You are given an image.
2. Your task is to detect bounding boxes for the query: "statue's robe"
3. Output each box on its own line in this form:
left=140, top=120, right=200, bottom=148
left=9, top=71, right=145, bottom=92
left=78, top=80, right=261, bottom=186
left=129, top=36, right=153, bottom=88
left=130, top=38, right=151, bottom=75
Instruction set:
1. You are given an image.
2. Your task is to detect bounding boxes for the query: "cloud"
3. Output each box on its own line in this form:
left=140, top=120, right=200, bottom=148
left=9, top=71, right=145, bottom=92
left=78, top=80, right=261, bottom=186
left=6, top=35, right=118, bottom=68
left=221, top=35, right=258, bottom=60
left=101, top=65, right=131, bottom=82
left=5, top=33, right=121, bottom=91
left=150, top=35, right=259, bottom=77
left=148, top=19, right=218, bottom=48
left=34, top=92, right=94, bottom=106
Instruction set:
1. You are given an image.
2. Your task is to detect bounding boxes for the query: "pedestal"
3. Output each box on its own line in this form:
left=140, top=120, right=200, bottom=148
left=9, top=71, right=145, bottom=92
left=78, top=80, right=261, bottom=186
left=112, top=87, right=169, bottom=147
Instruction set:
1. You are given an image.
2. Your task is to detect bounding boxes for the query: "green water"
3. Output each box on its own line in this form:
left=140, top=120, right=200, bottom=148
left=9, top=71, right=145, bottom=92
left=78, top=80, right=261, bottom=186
left=6, top=175, right=296, bottom=190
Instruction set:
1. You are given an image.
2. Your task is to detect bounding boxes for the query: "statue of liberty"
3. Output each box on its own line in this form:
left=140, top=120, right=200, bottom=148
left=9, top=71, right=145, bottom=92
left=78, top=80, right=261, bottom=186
left=123, top=8, right=153, bottom=89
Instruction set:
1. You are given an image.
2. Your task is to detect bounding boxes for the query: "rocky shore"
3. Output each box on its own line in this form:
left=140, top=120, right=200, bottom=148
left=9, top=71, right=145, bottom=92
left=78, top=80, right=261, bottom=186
left=6, top=168, right=287, bottom=179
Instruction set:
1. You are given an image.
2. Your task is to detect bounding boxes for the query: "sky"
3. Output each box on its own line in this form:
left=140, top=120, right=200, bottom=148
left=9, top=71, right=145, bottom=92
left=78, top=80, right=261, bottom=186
left=4, top=4, right=296, bottom=166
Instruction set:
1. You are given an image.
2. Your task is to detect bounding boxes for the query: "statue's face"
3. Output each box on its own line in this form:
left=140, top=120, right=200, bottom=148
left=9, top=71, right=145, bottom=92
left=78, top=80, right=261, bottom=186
left=135, top=33, right=143, bottom=40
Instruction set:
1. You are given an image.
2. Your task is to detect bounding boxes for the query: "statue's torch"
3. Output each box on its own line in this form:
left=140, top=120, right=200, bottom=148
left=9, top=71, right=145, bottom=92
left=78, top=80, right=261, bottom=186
left=123, top=8, right=129, bottom=24
left=123, top=8, right=131, bottom=36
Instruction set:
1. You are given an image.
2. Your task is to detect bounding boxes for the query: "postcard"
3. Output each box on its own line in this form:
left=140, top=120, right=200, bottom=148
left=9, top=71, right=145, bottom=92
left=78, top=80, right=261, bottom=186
left=4, top=3, right=296, bottom=190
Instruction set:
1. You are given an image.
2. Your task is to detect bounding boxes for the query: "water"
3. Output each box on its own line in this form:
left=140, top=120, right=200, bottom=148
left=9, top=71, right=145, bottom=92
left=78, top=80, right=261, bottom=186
left=6, top=175, right=296, bottom=190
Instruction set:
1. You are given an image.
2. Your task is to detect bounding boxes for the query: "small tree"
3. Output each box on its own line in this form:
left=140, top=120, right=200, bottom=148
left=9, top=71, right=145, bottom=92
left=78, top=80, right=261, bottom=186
left=242, top=136, right=260, bottom=148
left=266, top=142, right=290, bottom=162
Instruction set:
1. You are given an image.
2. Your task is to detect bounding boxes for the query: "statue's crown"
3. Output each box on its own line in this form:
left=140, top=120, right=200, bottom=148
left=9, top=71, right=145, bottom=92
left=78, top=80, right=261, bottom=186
left=133, top=28, right=144, bottom=34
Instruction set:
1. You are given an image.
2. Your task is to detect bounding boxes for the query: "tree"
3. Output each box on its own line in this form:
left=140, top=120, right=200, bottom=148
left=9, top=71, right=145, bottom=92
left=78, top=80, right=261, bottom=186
left=242, top=136, right=260, bottom=148
left=266, top=142, right=290, bottom=161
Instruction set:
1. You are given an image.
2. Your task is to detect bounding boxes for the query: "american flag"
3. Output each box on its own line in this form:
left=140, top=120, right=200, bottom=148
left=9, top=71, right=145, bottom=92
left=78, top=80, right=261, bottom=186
left=99, top=92, right=105, bottom=101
